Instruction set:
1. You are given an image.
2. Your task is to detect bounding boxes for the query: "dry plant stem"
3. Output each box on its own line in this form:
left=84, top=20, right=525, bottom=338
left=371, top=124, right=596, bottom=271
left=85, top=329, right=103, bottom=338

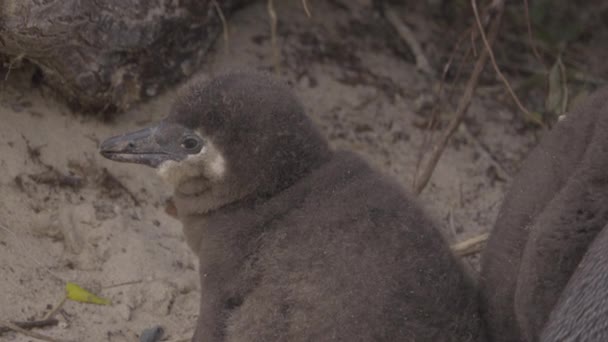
left=441, top=27, right=473, bottom=84
left=523, top=0, right=544, bottom=65
left=0, top=318, right=59, bottom=335
left=451, top=233, right=489, bottom=257
left=211, top=0, right=230, bottom=54
left=267, top=0, right=280, bottom=74
left=558, top=58, right=568, bottom=113
left=302, top=0, right=311, bottom=17
left=414, top=4, right=504, bottom=195
left=409, top=23, right=475, bottom=188
left=413, top=30, right=472, bottom=188
left=384, top=4, right=435, bottom=77
left=103, top=279, right=144, bottom=289
left=43, top=297, right=67, bottom=320
left=413, top=22, right=480, bottom=187
left=0, top=320, right=66, bottom=342
left=472, top=0, right=542, bottom=126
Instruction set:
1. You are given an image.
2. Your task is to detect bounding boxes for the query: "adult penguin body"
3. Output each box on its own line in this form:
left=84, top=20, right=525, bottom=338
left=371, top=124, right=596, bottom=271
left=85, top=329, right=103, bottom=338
left=101, top=73, right=483, bottom=342
left=481, top=87, right=608, bottom=342
left=540, top=221, right=608, bottom=342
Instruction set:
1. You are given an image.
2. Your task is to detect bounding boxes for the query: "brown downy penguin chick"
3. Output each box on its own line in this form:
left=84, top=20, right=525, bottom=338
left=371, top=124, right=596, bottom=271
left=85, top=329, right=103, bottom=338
left=100, top=72, right=483, bottom=342
left=480, top=87, right=608, bottom=342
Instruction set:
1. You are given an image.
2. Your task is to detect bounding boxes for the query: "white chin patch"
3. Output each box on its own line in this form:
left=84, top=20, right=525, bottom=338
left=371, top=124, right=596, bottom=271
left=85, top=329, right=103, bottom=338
left=157, top=160, right=182, bottom=185
left=156, top=142, right=226, bottom=188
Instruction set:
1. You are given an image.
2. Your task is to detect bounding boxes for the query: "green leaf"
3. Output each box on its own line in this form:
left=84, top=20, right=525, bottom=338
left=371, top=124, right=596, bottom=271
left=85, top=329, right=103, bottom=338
left=545, top=57, right=568, bottom=116
left=66, top=282, right=111, bottom=305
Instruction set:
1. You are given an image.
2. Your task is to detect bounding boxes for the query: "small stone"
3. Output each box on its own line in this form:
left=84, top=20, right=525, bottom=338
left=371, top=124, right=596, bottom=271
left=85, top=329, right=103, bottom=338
left=116, top=303, right=132, bottom=321
left=139, top=325, right=164, bottom=342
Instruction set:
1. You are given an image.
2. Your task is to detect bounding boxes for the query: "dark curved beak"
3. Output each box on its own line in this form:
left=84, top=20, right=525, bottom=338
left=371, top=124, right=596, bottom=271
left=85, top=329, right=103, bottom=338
left=100, top=127, right=173, bottom=168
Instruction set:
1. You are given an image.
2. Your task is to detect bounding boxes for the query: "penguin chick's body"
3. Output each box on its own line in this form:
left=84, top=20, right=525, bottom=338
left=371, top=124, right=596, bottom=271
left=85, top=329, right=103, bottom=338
left=100, top=72, right=483, bottom=342
left=481, top=86, right=608, bottom=342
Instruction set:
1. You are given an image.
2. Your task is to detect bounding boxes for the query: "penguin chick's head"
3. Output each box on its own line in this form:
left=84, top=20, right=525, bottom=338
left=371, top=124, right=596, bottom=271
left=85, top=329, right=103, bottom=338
left=100, top=72, right=331, bottom=207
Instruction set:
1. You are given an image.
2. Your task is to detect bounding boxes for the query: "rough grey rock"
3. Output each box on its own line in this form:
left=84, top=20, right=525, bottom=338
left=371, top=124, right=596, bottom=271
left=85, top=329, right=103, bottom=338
left=0, top=0, right=252, bottom=112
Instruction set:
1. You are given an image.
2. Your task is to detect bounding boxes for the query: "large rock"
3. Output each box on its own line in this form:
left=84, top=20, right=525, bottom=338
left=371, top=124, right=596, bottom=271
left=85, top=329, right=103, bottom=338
left=0, top=0, right=251, bottom=112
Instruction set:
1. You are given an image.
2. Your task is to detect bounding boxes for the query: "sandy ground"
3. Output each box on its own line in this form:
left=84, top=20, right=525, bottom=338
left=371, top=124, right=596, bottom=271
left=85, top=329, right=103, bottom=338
left=0, top=1, right=539, bottom=341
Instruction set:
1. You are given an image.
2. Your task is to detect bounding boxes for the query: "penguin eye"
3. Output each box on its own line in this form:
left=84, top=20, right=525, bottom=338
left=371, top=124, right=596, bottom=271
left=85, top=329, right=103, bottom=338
left=181, top=137, right=200, bottom=151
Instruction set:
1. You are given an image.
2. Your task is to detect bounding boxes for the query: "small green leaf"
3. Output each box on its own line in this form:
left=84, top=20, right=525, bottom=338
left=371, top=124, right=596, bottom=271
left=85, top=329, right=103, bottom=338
left=66, top=282, right=111, bottom=305
left=545, top=57, right=568, bottom=116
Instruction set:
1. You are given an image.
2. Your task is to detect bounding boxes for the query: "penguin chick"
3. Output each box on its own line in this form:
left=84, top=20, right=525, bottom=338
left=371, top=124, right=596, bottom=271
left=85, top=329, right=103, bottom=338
left=100, top=72, right=483, bottom=342
left=480, top=86, right=608, bottom=342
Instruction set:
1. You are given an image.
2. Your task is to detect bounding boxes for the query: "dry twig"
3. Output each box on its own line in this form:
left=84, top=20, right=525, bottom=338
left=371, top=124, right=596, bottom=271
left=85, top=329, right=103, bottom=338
left=103, top=279, right=144, bottom=289
left=472, top=0, right=542, bottom=126
left=302, top=0, right=311, bottom=17
left=43, top=297, right=67, bottom=321
left=558, top=58, right=569, bottom=114
left=523, top=0, right=544, bottom=65
left=0, top=318, right=59, bottom=335
left=451, top=233, right=490, bottom=257
left=211, top=0, right=230, bottom=54
left=0, top=319, right=66, bottom=342
left=412, top=27, right=474, bottom=188
left=384, top=4, right=435, bottom=77
left=414, top=1, right=505, bottom=194
left=267, top=0, right=280, bottom=74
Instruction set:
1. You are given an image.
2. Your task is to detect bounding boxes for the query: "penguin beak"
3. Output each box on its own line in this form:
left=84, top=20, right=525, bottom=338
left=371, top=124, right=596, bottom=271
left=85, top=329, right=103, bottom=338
left=100, top=127, right=177, bottom=168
